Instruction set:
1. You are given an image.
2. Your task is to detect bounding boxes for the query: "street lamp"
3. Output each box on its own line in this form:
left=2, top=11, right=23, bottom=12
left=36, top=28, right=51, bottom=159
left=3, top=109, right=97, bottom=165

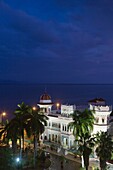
left=56, top=103, right=60, bottom=110
left=32, top=106, right=36, bottom=110
left=16, top=157, right=20, bottom=163
left=1, top=112, right=6, bottom=126
left=16, top=157, right=20, bottom=169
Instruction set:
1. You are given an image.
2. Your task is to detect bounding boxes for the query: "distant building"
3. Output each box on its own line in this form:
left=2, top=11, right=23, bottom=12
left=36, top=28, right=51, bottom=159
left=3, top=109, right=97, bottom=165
left=37, top=94, right=112, bottom=149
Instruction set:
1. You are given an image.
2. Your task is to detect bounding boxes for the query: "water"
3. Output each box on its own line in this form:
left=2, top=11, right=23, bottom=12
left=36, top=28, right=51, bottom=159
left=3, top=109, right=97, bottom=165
left=0, top=83, right=113, bottom=119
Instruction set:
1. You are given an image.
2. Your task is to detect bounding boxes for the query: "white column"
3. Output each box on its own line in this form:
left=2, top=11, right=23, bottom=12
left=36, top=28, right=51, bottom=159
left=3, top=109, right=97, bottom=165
left=68, top=137, right=70, bottom=148
left=81, top=155, right=84, bottom=168
left=61, top=124, right=62, bottom=132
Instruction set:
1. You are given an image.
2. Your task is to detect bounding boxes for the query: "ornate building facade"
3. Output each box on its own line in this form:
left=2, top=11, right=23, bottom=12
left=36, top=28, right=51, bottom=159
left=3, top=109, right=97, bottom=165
left=37, top=93, right=112, bottom=149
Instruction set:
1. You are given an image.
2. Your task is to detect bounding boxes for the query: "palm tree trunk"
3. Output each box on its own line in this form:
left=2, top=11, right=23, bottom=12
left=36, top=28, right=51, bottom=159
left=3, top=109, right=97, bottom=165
left=12, top=139, right=17, bottom=154
left=86, top=167, right=88, bottom=170
left=83, top=152, right=89, bottom=170
left=100, top=158, right=107, bottom=170
left=22, top=130, right=25, bottom=151
left=19, top=137, right=22, bottom=159
left=33, top=134, right=37, bottom=168
left=34, top=133, right=38, bottom=167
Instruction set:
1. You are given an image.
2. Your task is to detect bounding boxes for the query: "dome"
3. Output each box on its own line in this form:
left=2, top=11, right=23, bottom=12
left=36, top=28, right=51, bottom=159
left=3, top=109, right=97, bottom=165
left=40, top=93, right=51, bottom=100
left=38, top=92, right=53, bottom=105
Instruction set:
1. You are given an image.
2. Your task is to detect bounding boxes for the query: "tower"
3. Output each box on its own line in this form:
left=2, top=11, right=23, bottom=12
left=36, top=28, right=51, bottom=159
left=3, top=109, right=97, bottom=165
left=37, top=92, right=53, bottom=114
left=88, top=98, right=112, bottom=134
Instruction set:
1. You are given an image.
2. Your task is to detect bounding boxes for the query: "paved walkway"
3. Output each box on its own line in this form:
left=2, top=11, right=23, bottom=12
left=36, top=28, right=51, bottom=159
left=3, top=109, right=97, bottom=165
left=41, top=146, right=96, bottom=170
left=43, top=147, right=81, bottom=163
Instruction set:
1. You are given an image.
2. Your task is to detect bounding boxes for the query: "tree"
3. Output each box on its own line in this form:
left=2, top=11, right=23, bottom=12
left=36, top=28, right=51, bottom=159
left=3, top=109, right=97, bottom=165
left=25, top=108, right=48, bottom=167
left=68, top=109, right=95, bottom=139
left=77, top=133, right=95, bottom=170
left=0, top=102, right=32, bottom=156
left=0, top=118, right=21, bottom=154
left=68, top=109, right=95, bottom=170
left=95, top=131, right=113, bottom=170
left=14, top=102, right=31, bottom=151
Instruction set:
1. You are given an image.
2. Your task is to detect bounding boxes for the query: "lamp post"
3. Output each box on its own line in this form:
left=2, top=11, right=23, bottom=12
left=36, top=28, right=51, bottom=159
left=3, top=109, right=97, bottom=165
left=1, top=112, right=6, bottom=126
left=56, top=103, right=60, bottom=111
left=16, top=157, right=20, bottom=170
left=32, top=106, right=36, bottom=110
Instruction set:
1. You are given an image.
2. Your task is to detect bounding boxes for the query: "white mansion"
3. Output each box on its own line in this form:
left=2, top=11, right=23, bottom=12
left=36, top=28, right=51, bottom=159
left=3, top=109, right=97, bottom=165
left=37, top=93, right=112, bottom=149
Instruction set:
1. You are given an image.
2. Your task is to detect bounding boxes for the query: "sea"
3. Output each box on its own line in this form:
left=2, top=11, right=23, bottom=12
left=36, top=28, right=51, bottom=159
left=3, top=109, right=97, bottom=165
left=0, top=83, right=113, bottom=119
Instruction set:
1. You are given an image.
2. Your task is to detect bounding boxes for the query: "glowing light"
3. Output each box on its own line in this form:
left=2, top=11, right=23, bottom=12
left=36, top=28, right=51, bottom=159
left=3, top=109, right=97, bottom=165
left=2, top=112, right=6, bottom=116
left=56, top=103, right=60, bottom=107
left=33, top=107, right=36, bottom=110
left=56, top=103, right=60, bottom=110
left=16, top=157, right=20, bottom=163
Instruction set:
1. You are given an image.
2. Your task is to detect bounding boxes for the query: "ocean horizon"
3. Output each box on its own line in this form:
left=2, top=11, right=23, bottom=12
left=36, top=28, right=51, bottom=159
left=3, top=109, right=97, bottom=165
left=0, top=83, right=113, bottom=119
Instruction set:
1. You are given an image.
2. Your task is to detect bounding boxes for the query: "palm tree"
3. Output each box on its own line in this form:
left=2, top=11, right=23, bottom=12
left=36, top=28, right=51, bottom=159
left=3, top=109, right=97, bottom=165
left=0, top=117, right=21, bottom=154
left=14, top=102, right=31, bottom=151
left=95, top=131, right=113, bottom=170
left=0, top=103, right=31, bottom=156
left=25, top=108, right=48, bottom=167
left=68, top=109, right=95, bottom=170
left=68, top=109, right=95, bottom=139
left=77, top=133, right=95, bottom=170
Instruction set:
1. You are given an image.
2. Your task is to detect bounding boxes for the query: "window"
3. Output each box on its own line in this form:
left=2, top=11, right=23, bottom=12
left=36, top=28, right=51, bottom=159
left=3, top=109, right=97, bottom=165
left=67, top=127, right=69, bottom=132
left=102, top=118, right=105, bottom=123
left=52, top=134, right=54, bottom=141
left=62, top=125, right=64, bottom=131
left=96, top=117, right=99, bottom=123
left=49, top=134, right=51, bottom=141
left=44, top=135, right=47, bottom=140
left=55, top=135, right=57, bottom=142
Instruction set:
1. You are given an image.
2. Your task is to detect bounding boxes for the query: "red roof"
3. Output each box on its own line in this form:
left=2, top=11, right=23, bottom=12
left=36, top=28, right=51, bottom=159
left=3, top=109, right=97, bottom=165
left=40, top=93, right=51, bottom=100
left=88, top=98, right=105, bottom=103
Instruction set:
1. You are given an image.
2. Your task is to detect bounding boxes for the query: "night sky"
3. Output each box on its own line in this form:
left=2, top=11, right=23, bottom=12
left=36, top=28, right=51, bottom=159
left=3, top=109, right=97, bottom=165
left=1, top=0, right=113, bottom=84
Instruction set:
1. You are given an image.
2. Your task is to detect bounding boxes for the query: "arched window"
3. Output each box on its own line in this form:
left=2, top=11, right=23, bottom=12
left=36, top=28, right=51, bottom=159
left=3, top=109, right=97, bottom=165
left=62, top=125, right=64, bottom=131
left=102, top=118, right=105, bottom=123
left=44, top=135, right=47, bottom=140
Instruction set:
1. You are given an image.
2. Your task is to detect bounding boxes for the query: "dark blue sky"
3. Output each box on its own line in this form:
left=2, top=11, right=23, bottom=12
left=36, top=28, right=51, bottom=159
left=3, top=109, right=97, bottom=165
left=0, top=0, right=113, bottom=84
